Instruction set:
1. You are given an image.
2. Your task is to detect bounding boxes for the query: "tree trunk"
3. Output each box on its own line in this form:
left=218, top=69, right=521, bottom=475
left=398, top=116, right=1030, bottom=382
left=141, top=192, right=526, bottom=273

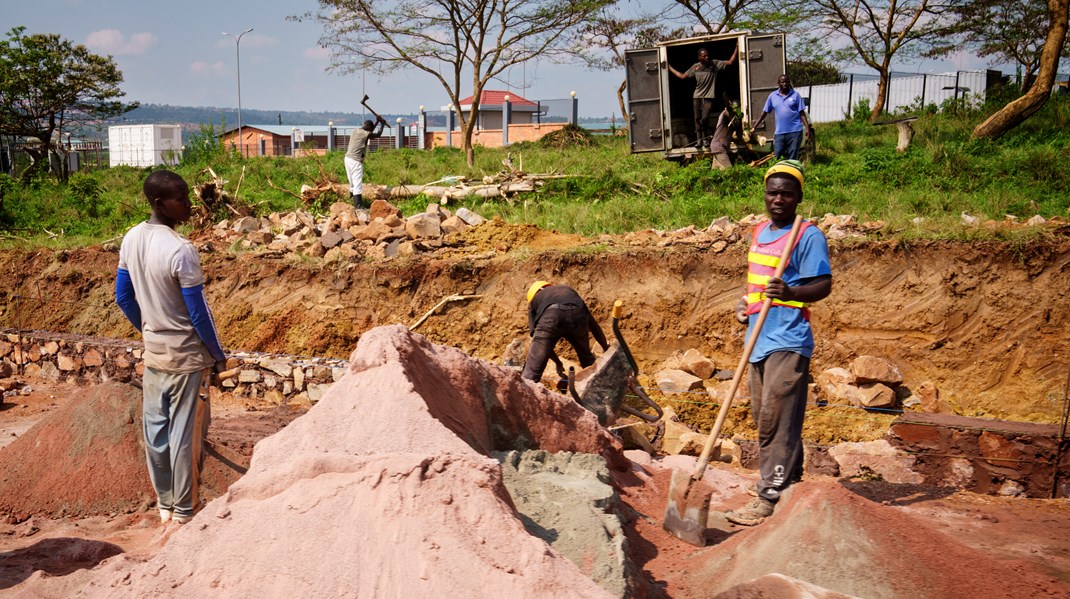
left=460, top=113, right=477, bottom=168
left=896, top=120, right=915, bottom=153
left=974, top=0, right=1069, bottom=139
left=1021, top=69, right=1037, bottom=96
left=869, top=67, right=890, bottom=123
left=616, top=79, right=628, bottom=127
left=21, top=147, right=48, bottom=184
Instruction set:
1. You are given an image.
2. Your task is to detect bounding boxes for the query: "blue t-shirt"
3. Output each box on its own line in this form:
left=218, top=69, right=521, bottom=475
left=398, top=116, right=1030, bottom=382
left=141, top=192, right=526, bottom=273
left=763, top=89, right=807, bottom=134
left=745, top=222, right=831, bottom=363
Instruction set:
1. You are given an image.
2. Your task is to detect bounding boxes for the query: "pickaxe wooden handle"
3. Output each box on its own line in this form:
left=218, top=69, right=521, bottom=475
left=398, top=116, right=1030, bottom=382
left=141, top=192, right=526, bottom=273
left=361, top=95, right=385, bottom=124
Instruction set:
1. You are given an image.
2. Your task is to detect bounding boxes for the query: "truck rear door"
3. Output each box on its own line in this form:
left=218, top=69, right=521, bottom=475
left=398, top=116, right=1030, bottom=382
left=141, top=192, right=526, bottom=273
left=624, top=48, right=665, bottom=153
left=745, top=33, right=787, bottom=129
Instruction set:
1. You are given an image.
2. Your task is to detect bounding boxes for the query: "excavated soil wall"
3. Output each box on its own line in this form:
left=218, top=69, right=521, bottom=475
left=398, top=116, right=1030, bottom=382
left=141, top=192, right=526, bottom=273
left=0, top=237, right=1067, bottom=424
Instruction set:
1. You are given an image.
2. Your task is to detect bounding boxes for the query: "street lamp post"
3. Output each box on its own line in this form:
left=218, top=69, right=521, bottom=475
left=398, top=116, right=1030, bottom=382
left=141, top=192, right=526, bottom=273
left=222, top=27, right=253, bottom=156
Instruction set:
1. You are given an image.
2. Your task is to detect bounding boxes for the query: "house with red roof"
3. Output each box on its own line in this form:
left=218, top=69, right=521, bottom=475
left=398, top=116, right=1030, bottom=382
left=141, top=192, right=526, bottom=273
left=451, top=90, right=542, bottom=130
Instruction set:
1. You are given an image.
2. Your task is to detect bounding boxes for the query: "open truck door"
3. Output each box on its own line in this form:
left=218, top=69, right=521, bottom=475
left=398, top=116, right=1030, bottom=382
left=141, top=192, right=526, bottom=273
left=625, top=47, right=665, bottom=153
left=743, top=33, right=787, bottom=130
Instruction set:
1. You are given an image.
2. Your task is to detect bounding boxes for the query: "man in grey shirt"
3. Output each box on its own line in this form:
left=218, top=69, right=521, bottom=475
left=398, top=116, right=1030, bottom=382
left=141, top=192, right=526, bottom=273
left=669, top=46, right=738, bottom=149
left=345, top=117, right=385, bottom=208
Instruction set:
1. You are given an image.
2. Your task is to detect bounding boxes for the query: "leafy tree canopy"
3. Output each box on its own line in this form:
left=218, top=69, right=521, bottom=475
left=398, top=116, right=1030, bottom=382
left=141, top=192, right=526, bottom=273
left=0, top=26, right=136, bottom=170
left=929, top=0, right=1070, bottom=94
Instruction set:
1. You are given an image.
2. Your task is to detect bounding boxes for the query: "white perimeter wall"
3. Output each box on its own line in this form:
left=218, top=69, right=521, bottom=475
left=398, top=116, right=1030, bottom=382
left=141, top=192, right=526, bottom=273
left=800, top=71, right=989, bottom=123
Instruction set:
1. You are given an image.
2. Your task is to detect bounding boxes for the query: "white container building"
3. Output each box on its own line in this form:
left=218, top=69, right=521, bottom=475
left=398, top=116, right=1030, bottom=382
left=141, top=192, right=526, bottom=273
left=107, top=124, right=182, bottom=168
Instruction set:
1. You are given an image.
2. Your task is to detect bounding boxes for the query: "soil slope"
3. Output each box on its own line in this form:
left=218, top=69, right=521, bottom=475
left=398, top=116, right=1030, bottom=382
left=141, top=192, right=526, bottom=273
left=1, top=232, right=1067, bottom=425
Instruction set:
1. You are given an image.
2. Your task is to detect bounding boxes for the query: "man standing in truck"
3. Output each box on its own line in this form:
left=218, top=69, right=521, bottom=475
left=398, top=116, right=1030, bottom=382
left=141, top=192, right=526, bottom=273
left=669, top=45, right=739, bottom=149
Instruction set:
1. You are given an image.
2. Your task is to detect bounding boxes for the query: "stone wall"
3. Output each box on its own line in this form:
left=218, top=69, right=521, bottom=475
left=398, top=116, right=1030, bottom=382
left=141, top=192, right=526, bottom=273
left=890, top=412, right=1070, bottom=498
left=0, top=330, right=346, bottom=405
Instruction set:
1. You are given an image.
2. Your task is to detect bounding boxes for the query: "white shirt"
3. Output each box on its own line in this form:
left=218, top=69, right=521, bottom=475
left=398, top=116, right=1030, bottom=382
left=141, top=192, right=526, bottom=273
left=118, top=222, right=215, bottom=372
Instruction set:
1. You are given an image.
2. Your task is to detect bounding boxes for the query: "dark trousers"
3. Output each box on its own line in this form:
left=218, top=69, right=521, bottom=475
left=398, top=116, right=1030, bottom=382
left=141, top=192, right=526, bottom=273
left=692, top=98, right=715, bottom=144
left=521, top=305, right=595, bottom=382
left=748, top=351, right=809, bottom=502
left=773, top=131, right=804, bottom=160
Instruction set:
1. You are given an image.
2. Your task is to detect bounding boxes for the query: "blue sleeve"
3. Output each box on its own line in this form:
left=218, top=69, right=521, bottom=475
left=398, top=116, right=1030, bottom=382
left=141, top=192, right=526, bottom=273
left=763, top=93, right=774, bottom=113
left=181, top=284, right=226, bottom=361
left=115, top=268, right=142, bottom=332
left=793, top=227, right=832, bottom=280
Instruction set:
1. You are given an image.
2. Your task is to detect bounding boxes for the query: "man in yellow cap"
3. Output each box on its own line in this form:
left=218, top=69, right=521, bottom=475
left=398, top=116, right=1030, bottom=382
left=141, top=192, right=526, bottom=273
left=522, top=281, right=609, bottom=386
left=725, top=159, right=832, bottom=526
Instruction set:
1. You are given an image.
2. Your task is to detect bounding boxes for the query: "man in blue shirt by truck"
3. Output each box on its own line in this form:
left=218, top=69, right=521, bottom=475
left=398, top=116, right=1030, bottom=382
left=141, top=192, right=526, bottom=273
left=754, top=74, right=814, bottom=160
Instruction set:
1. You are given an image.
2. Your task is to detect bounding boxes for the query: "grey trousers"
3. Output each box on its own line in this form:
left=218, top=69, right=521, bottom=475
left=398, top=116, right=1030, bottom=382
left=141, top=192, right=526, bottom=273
left=521, top=305, right=594, bottom=382
left=748, top=351, right=809, bottom=502
left=142, top=366, right=209, bottom=517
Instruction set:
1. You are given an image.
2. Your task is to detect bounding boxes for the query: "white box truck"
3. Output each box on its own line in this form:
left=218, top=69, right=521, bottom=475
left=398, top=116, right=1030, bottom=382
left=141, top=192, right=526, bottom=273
left=107, top=124, right=183, bottom=168
left=625, top=31, right=786, bottom=160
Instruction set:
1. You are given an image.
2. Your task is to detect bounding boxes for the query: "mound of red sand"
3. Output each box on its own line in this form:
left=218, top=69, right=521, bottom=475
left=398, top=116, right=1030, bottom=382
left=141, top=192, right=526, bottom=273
left=33, top=326, right=620, bottom=597
left=686, top=479, right=1069, bottom=598
left=0, top=383, right=152, bottom=520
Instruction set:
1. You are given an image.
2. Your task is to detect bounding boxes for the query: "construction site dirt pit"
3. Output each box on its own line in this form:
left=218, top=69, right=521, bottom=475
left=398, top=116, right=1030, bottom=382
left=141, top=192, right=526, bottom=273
left=0, top=226, right=1069, bottom=596
left=0, top=325, right=1067, bottom=597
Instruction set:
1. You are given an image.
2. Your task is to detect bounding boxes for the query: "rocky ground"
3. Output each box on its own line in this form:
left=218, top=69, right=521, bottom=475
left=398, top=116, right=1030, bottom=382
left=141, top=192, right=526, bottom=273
left=0, top=208, right=1069, bottom=596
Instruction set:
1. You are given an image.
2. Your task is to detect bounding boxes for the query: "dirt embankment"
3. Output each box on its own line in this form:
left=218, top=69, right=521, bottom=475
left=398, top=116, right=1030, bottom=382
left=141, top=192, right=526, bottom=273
left=1, top=233, right=1068, bottom=424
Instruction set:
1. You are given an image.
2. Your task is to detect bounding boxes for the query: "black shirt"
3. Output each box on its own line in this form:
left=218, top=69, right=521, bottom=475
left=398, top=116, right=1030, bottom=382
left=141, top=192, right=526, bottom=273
left=528, top=285, right=587, bottom=334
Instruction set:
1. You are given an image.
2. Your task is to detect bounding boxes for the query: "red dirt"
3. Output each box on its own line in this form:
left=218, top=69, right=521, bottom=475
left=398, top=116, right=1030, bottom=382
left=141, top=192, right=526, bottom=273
left=616, top=454, right=1070, bottom=598
left=1, top=226, right=1069, bottom=595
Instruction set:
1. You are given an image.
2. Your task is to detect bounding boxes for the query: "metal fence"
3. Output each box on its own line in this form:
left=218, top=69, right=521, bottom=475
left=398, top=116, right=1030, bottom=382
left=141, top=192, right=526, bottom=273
left=2, top=141, right=110, bottom=177
left=800, top=70, right=995, bottom=123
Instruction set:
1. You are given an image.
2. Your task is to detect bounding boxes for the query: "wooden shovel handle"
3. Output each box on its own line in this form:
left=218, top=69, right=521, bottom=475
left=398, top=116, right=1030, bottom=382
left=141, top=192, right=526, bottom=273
left=691, top=214, right=804, bottom=481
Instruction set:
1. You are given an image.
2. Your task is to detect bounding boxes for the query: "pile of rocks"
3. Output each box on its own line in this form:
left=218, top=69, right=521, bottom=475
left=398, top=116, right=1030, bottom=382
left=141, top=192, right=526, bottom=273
left=616, top=213, right=888, bottom=250
left=210, top=200, right=488, bottom=260
left=616, top=212, right=1065, bottom=250
left=652, top=348, right=944, bottom=414
left=0, top=331, right=347, bottom=406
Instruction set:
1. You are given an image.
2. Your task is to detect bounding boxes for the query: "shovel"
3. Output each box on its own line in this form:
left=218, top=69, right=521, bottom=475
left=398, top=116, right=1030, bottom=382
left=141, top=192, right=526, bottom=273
left=663, top=214, right=804, bottom=546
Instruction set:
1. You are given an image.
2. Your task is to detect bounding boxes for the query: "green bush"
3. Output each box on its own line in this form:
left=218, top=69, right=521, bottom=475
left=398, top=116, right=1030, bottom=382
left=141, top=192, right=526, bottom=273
left=67, top=172, right=102, bottom=218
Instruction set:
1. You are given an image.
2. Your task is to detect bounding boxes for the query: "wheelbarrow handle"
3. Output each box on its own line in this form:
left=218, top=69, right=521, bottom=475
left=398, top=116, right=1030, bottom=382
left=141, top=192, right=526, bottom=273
left=611, top=299, right=640, bottom=376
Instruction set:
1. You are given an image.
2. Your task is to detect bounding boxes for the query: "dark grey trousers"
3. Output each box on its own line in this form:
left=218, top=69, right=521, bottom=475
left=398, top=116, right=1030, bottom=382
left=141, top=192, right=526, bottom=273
left=748, top=351, right=809, bottom=502
left=521, top=305, right=594, bottom=382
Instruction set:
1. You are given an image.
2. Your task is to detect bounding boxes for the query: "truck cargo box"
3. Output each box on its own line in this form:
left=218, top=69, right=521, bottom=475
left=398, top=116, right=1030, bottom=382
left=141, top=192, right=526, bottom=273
left=625, top=31, right=786, bottom=159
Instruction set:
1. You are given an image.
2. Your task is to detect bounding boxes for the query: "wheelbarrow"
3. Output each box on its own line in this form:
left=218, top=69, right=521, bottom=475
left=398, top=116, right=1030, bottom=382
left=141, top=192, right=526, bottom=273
left=567, top=300, right=663, bottom=427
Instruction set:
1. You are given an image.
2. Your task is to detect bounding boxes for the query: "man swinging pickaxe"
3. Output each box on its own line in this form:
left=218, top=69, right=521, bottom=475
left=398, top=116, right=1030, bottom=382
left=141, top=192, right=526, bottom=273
left=344, top=95, right=387, bottom=209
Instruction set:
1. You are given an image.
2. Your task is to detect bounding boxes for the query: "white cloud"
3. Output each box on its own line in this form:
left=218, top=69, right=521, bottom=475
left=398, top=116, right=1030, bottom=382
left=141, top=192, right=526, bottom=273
left=86, top=29, right=157, bottom=55
left=303, top=46, right=330, bottom=60
left=190, top=61, right=226, bottom=76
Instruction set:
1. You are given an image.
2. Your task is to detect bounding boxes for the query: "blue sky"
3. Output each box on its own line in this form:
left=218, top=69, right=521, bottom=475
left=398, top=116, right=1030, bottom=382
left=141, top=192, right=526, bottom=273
left=6, top=0, right=1005, bottom=120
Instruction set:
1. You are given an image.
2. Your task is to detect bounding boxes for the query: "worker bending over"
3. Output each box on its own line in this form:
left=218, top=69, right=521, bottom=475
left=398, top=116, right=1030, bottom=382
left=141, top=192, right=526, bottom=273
left=522, top=281, right=608, bottom=386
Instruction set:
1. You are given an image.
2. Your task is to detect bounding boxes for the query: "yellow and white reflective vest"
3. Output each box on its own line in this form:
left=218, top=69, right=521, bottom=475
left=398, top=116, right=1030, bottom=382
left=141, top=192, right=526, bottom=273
left=746, top=220, right=812, bottom=320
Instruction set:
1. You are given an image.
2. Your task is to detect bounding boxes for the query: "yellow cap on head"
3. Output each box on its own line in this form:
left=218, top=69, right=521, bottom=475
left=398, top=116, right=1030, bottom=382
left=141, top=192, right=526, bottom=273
left=527, top=280, right=551, bottom=303
left=764, top=159, right=804, bottom=189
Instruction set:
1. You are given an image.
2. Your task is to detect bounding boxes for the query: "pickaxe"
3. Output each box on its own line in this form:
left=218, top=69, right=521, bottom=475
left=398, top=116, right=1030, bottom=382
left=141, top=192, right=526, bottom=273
left=361, top=94, right=387, bottom=125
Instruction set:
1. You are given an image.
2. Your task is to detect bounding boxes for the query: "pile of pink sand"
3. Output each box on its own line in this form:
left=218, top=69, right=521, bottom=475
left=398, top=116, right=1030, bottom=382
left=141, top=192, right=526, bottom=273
left=28, top=325, right=619, bottom=598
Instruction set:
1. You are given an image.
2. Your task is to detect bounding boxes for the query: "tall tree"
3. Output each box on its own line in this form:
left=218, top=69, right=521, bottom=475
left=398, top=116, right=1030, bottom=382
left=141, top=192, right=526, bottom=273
left=810, top=0, right=959, bottom=122
left=973, top=0, right=1069, bottom=138
left=931, top=0, right=1069, bottom=95
left=0, top=27, right=136, bottom=181
left=297, top=0, right=614, bottom=166
left=666, top=0, right=801, bottom=34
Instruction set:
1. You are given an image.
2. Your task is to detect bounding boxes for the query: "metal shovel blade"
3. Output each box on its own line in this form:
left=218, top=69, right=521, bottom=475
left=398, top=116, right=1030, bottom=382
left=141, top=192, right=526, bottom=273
left=663, top=468, right=712, bottom=546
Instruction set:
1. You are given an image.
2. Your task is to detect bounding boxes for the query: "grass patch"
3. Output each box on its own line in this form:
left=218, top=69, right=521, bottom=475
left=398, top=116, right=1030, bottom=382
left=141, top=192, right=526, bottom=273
left=3, top=94, right=1069, bottom=244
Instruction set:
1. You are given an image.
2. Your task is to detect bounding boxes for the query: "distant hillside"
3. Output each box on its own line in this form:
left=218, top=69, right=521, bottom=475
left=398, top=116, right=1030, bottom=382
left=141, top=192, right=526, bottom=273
left=84, top=103, right=614, bottom=142
left=98, top=103, right=410, bottom=141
